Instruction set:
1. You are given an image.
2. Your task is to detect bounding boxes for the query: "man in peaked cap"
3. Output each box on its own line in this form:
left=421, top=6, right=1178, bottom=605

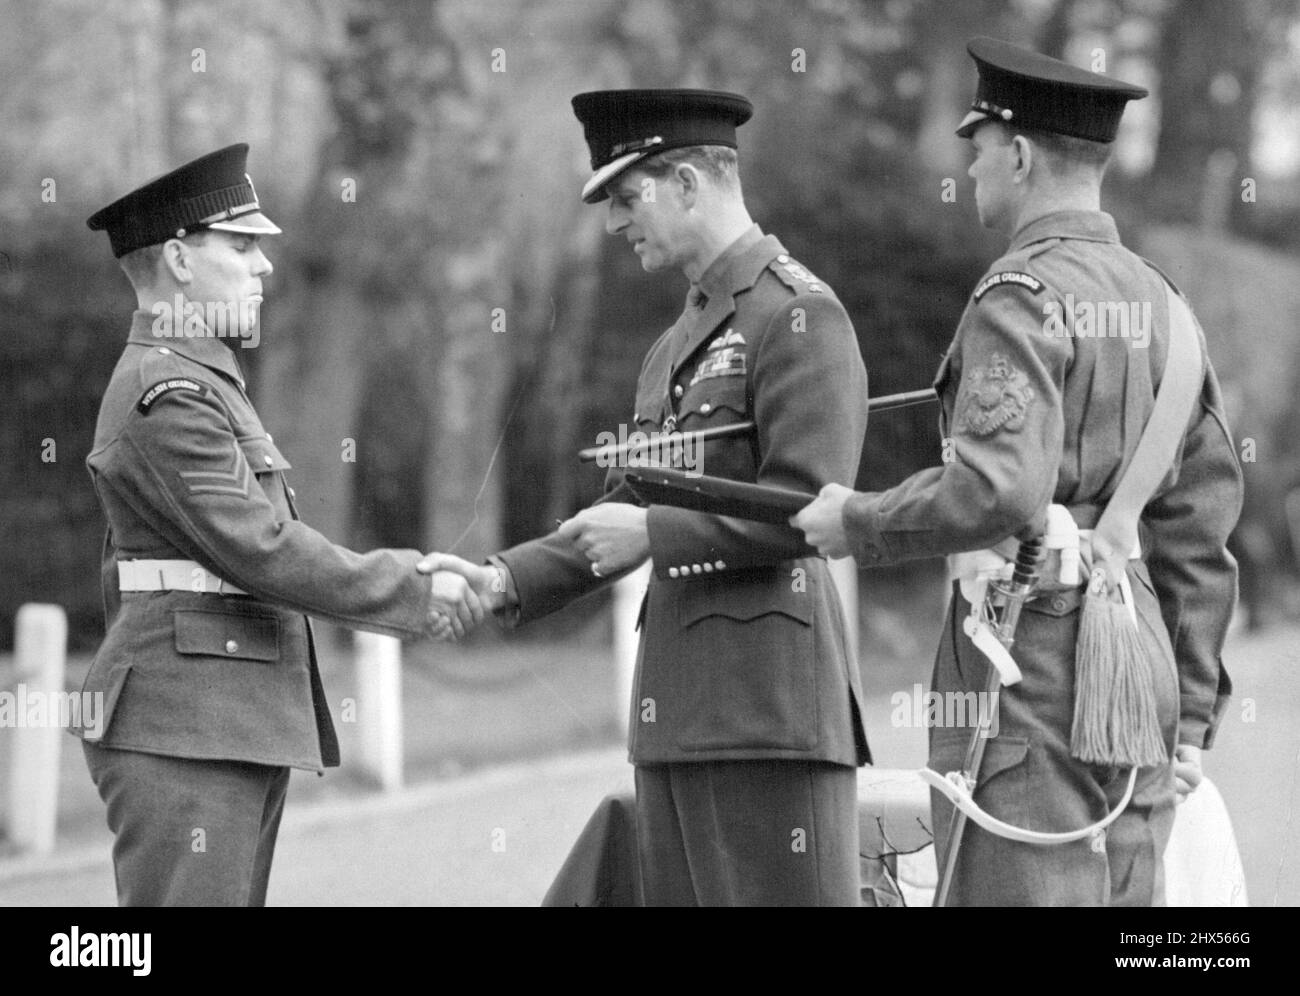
left=794, top=38, right=1242, bottom=905
left=425, top=90, right=872, bottom=905
left=80, top=144, right=482, bottom=906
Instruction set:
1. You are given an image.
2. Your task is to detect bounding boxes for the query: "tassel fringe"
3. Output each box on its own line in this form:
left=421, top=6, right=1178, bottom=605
left=1071, top=569, right=1167, bottom=768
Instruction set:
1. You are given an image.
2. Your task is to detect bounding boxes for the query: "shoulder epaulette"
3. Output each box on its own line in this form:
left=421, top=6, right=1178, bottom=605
left=769, top=253, right=826, bottom=294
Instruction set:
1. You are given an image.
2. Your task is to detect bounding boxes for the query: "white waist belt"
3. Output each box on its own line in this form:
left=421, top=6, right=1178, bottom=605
left=118, top=559, right=247, bottom=595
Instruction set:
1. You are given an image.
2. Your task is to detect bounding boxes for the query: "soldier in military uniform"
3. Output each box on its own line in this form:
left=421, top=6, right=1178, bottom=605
left=424, top=90, right=871, bottom=905
left=794, top=39, right=1241, bottom=905
left=79, top=144, right=481, bottom=906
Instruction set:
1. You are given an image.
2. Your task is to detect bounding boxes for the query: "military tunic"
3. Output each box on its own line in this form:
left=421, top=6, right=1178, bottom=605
left=496, top=226, right=872, bottom=904
left=841, top=210, right=1242, bottom=905
left=75, top=311, right=437, bottom=904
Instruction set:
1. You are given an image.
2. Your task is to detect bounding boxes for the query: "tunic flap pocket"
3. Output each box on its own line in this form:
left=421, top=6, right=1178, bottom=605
left=238, top=436, right=292, bottom=473
left=174, top=608, right=280, bottom=662
left=930, top=729, right=1029, bottom=785
left=681, top=376, right=749, bottom=420
left=679, top=572, right=812, bottom=627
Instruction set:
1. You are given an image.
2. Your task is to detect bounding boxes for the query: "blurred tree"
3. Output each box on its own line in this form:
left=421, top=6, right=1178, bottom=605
left=1148, top=0, right=1291, bottom=230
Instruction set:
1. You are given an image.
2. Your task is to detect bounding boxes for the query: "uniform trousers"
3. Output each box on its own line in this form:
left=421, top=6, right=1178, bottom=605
left=928, top=567, right=1179, bottom=907
left=82, top=741, right=290, bottom=907
left=634, top=758, right=860, bottom=906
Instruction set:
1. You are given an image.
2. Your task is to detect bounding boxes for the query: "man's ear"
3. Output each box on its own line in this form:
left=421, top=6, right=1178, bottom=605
left=1010, top=134, right=1034, bottom=184
left=161, top=238, right=193, bottom=284
left=674, top=162, right=701, bottom=208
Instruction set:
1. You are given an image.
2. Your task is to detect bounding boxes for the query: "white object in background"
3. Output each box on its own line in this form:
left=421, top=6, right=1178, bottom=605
left=1163, top=775, right=1249, bottom=906
left=352, top=631, right=403, bottom=791
left=611, top=562, right=652, bottom=738
left=828, top=556, right=859, bottom=670
left=6, top=604, right=68, bottom=855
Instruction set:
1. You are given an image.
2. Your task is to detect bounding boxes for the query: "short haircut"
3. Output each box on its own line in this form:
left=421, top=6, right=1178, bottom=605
left=634, top=144, right=741, bottom=192
left=118, top=230, right=210, bottom=289
left=995, top=122, right=1113, bottom=176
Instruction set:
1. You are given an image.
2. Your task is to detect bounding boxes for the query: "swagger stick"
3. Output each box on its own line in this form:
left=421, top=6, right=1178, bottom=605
left=577, top=388, right=937, bottom=464
left=934, top=535, right=1044, bottom=907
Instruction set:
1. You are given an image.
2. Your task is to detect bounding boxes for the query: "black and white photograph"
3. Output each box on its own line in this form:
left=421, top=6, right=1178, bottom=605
left=0, top=0, right=1294, bottom=945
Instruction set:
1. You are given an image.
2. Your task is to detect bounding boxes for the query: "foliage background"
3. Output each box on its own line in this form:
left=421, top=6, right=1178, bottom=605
left=4, top=0, right=1300, bottom=649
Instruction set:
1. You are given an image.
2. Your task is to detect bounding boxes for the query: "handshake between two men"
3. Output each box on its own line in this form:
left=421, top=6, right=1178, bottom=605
left=417, top=503, right=651, bottom=640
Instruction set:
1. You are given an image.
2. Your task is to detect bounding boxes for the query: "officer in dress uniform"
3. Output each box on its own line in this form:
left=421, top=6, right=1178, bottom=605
left=425, top=90, right=872, bottom=905
left=794, top=39, right=1242, bottom=905
left=79, top=144, right=479, bottom=905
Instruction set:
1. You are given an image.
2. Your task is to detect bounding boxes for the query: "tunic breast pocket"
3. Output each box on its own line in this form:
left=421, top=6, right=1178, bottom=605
left=678, top=373, right=749, bottom=430
left=237, top=436, right=292, bottom=510
left=237, top=435, right=291, bottom=475
left=677, top=376, right=752, bottom=478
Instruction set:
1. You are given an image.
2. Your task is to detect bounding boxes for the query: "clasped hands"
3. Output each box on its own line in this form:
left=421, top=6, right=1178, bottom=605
left=416, top=504, right=650, bottom=641
left=417, top=555, right=503, bottom=641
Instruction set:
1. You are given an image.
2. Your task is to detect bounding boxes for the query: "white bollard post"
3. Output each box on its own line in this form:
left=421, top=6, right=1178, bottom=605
left=828, top=556, right=860, bottom=670
left=351, top=631, right=403, bottom=791
left=611, top=562, right=652, bottom=738
left=6, top=604, right=67, bottom=855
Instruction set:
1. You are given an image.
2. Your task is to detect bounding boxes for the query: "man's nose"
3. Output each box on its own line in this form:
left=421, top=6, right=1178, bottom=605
left=253, top=246, right=273, bottom=277
left=605, top=203, right=627, bottom=236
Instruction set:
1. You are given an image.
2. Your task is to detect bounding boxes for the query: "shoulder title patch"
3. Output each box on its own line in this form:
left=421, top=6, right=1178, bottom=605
left=137, top=378, right=204, bottom=415
left=973, top=271, right=1043, bottom=302
left=956, top=354, right=1035, bottom=436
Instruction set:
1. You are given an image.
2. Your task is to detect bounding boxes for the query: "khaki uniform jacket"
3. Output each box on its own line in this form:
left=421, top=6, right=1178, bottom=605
left=73, top=312, right=435, bottom=771
left=843, top=210, right=1242, bottom=749
left=497, top=227, right=872, bottom=767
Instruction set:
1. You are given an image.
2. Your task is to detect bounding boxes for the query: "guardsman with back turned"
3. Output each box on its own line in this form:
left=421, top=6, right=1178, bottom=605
left=793, top=39, right=1242, bottom=906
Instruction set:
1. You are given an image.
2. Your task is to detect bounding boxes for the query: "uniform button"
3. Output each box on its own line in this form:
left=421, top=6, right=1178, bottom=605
left=225, top=640, right=239, bottom=655
left=777, top=254, right=789, bottom=264
left=702, top=562, right=714, bottom=573
left=263, top=455, right=274, bottom=467
left=157, top=347, right=171, bottom=355
left=1051, top=596, right=1068, bottom=612
left=680, top=565, right=691, bottom=575
left=691, top=564, right=702, bottom=574
left=699, top=403, right=712, bottom=414
left=714, top=560, right=725, bottom=570
left=668, top=567, right=680, bottom=579
left=674, top=385, right=684, bottom=399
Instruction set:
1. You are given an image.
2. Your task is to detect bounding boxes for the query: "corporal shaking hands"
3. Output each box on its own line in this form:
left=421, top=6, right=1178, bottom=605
left=416, top=553, right=507, bottom=641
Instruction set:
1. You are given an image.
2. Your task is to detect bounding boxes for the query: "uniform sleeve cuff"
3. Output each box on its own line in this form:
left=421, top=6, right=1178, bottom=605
left=646, top=505, right=733, bottom=581
left=485, top=555, right=521, bottom=628
left=842, top=491, right=890, bottom=566
left=1177, top=716, right=1214, bottom=751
